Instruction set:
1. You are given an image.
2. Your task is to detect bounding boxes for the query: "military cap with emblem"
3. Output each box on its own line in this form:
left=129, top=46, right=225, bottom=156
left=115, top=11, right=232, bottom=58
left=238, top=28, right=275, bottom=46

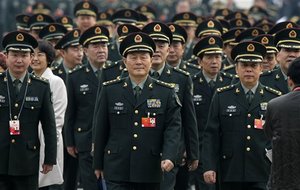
left=97, top=11, right=113, bottom=26
left=112, top=9, right=139, bottom=24
left=142, top=22, right=173, bottom=44
left=28, top=13, right=55, bottom=30
left=15, top=14, right=31, bottom=31
left=119, top=32, right=156, bottom=57
left=274, top=28, right=300, bottom=49
left=214, top=8, right=233, bottom=20
left=135, top=4, right=156, bottom=20
left=56, top=16, right=74, bottom=31
left=225, top=11, right=248, bottom=21
left=231, top=41, right=267, bottom=63
left=222, top=27, right=245, bottom=45
left=172, top=12, right=198, bottom=27
left=32, top=2, right=52, bottom=15
left=235, top=27, right=265, bottom=44
left=195, top=18, right=223, bottom=38
left=193, top=35, right=223, bottom=57
left=255, top=22, right=274, bottom=33
left=167, top=23, right=187, bottom=43
left=247, top=5, right=269, bottom=22
left=196, top=16, right=206, bottom=25
left=267, top=21, right=298, bottom=35
left=79, top=26, right=109, bottom=47
left=254, top=18, right=275, bottom=27
left=39, top=23, right=68, bottom=41
left=117, top=24, right=141, bottom=42
left=73, top=1, right=98, bottom=17
left=55, top=29, right=81, bottom=49
left=2, top=31, right=38, bottom=53
left=229, top=18, right=251, bottom=29
left=217, top=18, right=230, bottom=33
left=253, top=34, right=278, bottom=53
left=136, top=13, right=148, bottom=28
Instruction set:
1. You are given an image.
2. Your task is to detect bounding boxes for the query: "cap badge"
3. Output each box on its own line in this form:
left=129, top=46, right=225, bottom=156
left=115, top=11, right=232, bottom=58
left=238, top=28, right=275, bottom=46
left=169, top=25, right=175, bottom=32
left=208, top=37, right=216, bottom=45
left=49, top=25, right=56, bottom=32
left=122, top=26, right=128, bottom=33
left=236, top=19, right=242, bottom=26
left=286, top=23, right=293, bottom=28
left=261, top=36, right=269, bottom=44
left=73, top=30, right=79, bottom=37
left=207, top=20, right=215, bottom=28
left=100, top=13, right=107, bottom=19
left=154, top=24, right=161, bottom=32
left=222, top=9, right=229, bottom=16
left=134, top=34, right=142, bottom=43
left=247, top=44, right=255, bottom=52
left=235, top=29, right=242, bottom=37
left=183, top=13, right=189, bottom=20
left=23, top=16, right=29, bottom=22
left=141, top=6, right=147, bottom=12
left=37, top=3, right=44, bottom=9
left=263, top=25, right=269, bottom=32
left=125, top=11, right=131, bottom=17
left=16, top=33, right=24, bottom=41
left=289, top=30, right=297, bottom=38
left=236, top=12, right=242, bottom=19
left=197, top=17, right=203, bottom=24
left=95, top=27, right=102, bottom=34
left=252, top=29, right=259, bottom=36
left=62, top=17, right=68, bottom=24
left=83, top=2, right=90, bottom=9
left=37, top=14, right=44, bottom=22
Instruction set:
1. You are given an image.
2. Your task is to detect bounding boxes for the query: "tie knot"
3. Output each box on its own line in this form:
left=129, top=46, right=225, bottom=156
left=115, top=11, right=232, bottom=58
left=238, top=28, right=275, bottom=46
left=246, top=90, right=254, bottom=104
left=152, top=71, right=160, bottom=79
left=13, top=79, right=21, bottom=85
left=208, top=80, right=215, bottom=89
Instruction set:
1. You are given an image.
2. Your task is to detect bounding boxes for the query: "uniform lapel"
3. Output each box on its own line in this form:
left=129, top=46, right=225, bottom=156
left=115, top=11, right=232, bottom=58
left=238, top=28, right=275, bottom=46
left=159, top=64, right=172, bottom=82
left=248, top=84, right=265, bottom=112
left=85, top=64, right=99, bottom=87
left=135, top=76, right=154, bottom=108
left=198, top=72, right=212, bottom=97
left=274, top=70, right=289, bottom=93
left=234, top=83, right=248, bottom=110
left=122, top=77, right=136, bottom=107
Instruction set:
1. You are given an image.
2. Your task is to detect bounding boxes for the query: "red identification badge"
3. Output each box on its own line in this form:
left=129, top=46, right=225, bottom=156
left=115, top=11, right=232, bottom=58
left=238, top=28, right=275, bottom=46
left=141, top=117, right=156, bottom=128
left=254, top=119, right=265, bottom=130
left=9, top=120, right=21, bottom=135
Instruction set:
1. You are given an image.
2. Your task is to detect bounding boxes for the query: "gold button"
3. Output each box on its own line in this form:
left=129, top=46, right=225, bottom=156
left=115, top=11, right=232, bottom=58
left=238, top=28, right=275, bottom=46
left=246, top=147, right=251, bottom=151
left=134, top=122, right=138, bottom=126
left=248, top=113, right=251, bottom=117
left=153, top=113, right=156, bottom=116
left=33, top=146, right=37, bottom=150
left=229, top=114, right=232, bottom=117
left=11, top=139, right=15, bottom=143
left=107, top=150, right=111, bottom=154
left=247, top=125, right=251, bottom=129
left=117, top=111, right=120, bottom=114
left=132, top=146, right=137, bottom=150
left=135, top=110, right=139, bottom=114
left=14, top=115, right=18, bottom=119
left=83, top=92, right=86, bottom=95
left=223, top=155, right=226, bottom=159
left=133, top=134, right=138, bottom=138
left=247, top=136, right=251, bottom=140
left=15, top=103, right=19, bottom=108
left=31, top=106, right=34, bottom=110
left=78, top=128, right=82, bottom=132
left=196, top=102, right=199, bottom=105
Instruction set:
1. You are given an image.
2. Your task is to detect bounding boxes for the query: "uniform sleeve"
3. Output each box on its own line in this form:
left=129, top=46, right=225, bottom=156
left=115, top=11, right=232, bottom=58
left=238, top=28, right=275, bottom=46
left=202, top=92, right=221, bottom=172
left=93, top=86, right=110, bottom=170
left=264, top=102, right=274, bottom=140
left=92, top=77, right=103, bottom=143
left=182, top=75, right=199, bottom=161
left=162, top=89, right=182, bottom=163
left=40, top=83, right=57, bottom=165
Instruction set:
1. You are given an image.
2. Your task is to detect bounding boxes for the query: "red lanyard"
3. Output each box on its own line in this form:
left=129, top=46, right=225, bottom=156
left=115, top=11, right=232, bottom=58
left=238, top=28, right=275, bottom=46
left=293, top=87, right=300, bottom=91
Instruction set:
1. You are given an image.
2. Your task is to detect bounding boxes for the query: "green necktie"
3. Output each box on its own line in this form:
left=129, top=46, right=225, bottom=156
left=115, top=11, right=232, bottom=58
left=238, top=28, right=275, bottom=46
left=208, top=80, right=215, bottom=90
left=95, top=69, right=101, bottom=81
left=246, top=90, right=254, bottom=105
left=151, top=71, right=160, bottom=79
left=134, top=86, right=142, bottom=101
left=13, top=79, right=21, bottom=97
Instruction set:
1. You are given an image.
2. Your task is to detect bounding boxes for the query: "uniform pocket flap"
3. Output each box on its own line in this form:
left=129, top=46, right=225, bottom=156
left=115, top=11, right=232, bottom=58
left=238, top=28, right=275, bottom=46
left=221, top=149, right=233, bottom=159
left=27, top=141, right=40, bottom=150
left=104, top=145, right=119, bottom=154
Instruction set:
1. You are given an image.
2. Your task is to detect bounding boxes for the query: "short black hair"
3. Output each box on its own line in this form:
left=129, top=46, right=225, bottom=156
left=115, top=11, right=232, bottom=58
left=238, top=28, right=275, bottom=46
left=37, top=40, right=55, bottom=66
left=287, top=56, right=300, bottom=85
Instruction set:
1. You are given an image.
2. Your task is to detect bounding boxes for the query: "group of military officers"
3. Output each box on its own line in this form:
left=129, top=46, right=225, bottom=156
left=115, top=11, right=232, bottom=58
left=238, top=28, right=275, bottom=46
left=1, top=0, right=300, bottom=190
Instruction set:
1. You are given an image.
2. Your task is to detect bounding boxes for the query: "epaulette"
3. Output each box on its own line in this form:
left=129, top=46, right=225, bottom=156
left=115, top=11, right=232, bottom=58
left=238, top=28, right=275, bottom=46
left=265, top=86, right=282, bottom=96
left=186, top=62, right=201, bottom=70
left=0, top=72, right=3, bottom=77
left=223, top=64, right=235, bottom=71
left=216, top=85, right=234, bottom=93
left=173, top=67, right=190, bottom=76
left=221, top=71, right=234, bottom=78
left=68, top=65, right=84, bottom=74
left=51, top=65, right=59, bottom=71
left=30, top=74, right=49, bottom=84
left=102, top=60, right=116, bottom=69
left=155, top=80, right=174, bottom=89
left=260, top=70, right=274, bottom=76
left=103, top=78, right=122, bottom=86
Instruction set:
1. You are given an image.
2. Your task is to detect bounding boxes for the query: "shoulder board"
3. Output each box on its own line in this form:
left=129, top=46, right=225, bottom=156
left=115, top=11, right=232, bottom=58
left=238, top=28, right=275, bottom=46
left=223, top=64, right=235, bottom=71
left=103, top=60, right=116, bottom=69
left=30, top=74, right=49, bottom=84
left=0, top=72, right=3, bottom=77
left=69, top=65, right=84, bottom=74
left=220, top=71, right=233, bottom=78
left=186, top=62, right=201, bottom=70
left=216, top=85, right=234, bottom=93
left=264, top=86, right=282, bottom=96
left=260, top=70, right=274, bottom=76
left=173, top=67, right=190, bottom=76
left=103, top=78, right=122, bottom=86
left=155, top=80, right=174, bottom=89
left=51, top=65, right=59, bottom=71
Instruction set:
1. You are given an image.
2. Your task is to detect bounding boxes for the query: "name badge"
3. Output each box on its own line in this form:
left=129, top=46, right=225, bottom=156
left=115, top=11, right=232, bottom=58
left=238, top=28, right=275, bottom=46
left=193, top=95, right=203, bottom=102
left=226, top=105, right=237, bottom=113
left=80, top=84, right=89, bottom=92
left=9, top=120, right=20, bottom=135
left=114, top=102, right=124, bottom=110
left=142, top=117, right=156, bottom=128
left=25, top=96, right=39, bottom=102
left=0, top=95, right=5, bottom=103
left=147, top=99, right=161, bottom=108
left=260, top=102, right=268, bottom=111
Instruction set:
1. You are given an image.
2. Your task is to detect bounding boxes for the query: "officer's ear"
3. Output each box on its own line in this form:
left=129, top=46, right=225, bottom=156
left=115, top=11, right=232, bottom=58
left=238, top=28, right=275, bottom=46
left=123, top=56, right=127, bottom=66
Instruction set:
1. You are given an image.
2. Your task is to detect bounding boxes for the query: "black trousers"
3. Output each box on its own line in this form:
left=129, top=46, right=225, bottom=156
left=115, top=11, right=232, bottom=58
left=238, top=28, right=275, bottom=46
left=160, top=165, right=190, bottom=190
left=221, top=182, right=267, bottom=190
left=106, top=180, right=160, bottom=190
left=78, top=151, right=98, bottom=190
left=63, top=147, right=78, bottom=190
left=0, top=174, right=38, bottom=190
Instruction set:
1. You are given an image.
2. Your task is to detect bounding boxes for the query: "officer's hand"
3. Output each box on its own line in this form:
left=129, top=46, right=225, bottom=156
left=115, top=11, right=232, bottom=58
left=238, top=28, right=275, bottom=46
left=67, top=146, right=78, bottom=158
left=203, top=170, right=216, bottom=184
left=187, top=160, right=199, bottom=171
left=95, top=169, right=104, bottom=179
left=41, top=164, right=53, bottom=174
left=161, top=159, right=174, bottom=172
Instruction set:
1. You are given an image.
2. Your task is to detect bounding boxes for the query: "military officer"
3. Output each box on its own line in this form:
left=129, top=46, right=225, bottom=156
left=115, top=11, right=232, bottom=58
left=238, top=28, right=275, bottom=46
left=15, top=14, right=30, bottom=33
left=167, top=23, right=201, bottom=75
left=32, top=2, right=52, bottom=15
left=0, top=31, right=57, bottom=190
left=142, top=22, right=199, bottom=190
left=191, top=35, right=233, bottom=190
left=260, top=28, right=300, bottom=94
left=27, top=14, right=55, bottom=40
left=93, top=32, right=181, bottom=190
left=73, top=1, right=98, bottom=33
left=56, top=16, right=74, bottom=32
left=64, top=25, right=110, bottom=190
left=202, top=41, right=281, bottom=190
left=53, top=29, right=83, bottom=83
